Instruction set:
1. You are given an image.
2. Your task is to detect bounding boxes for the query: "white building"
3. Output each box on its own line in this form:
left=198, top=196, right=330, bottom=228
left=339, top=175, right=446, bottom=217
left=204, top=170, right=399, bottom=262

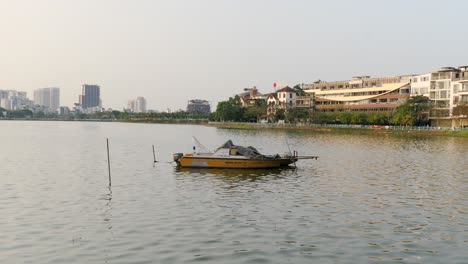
left=127, top=97, right=147, bottom=113
left=0, top=90, right=32, bottom=110
left=409, top=66, right=468, bottom=127
left=276, top=86, right=297, bottom=107
left=33, top=87, right=60, bottom=112
left=135, top=97, right=147, bottom=113
left=410, top=73, right=431, bottom=97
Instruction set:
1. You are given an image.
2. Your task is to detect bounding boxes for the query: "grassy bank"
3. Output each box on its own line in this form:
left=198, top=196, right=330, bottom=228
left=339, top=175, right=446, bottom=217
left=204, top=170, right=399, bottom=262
left=208, top=122, right=468, bottom=137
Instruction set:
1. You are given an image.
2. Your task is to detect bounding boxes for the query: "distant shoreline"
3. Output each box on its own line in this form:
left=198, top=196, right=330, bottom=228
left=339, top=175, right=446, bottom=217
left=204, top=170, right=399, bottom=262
left=0, top=118, right=209, bottom=125
left=3, top=118, right=467, bottom=136
left=206, top=122, right=468, bottom=137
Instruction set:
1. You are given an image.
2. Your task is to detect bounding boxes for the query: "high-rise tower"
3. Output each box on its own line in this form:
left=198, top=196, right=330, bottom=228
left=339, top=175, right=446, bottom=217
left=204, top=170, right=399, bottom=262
left=80, top=84, right=100, bottom=109
left=33, top=87, right=60, bottom=112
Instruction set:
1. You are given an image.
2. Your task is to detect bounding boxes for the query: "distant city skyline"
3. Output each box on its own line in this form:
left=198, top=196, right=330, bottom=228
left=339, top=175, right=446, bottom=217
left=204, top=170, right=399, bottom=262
left=1, top=0, right=468, bottom=111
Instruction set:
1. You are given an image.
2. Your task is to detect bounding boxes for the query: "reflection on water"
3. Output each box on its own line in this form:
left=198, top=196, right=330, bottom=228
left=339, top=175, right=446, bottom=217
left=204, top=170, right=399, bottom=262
left=0, top=121, right=467, bottom=264
left=175, top=166, right=296, bottom=179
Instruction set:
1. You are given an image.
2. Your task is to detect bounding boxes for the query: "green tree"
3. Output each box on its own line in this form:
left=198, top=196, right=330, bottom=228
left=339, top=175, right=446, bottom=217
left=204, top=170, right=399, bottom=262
left=34, top=111, right=45, bottom=119
left=339, top=112, right=352, bottom=124
left=0, top=107, right=6, bottom=118
left=392, top=96, right=430, bottom=126
left=245, top=100, right=267, bottom=122
left=351, top=112, right=367, bottom=125
left=275, top=108, right=286, bottom=121
left=112, top=110, right=122, bottom=119
left=7, top=109, right=33, bottom=118
left=215, top=95, right=245, bottom=122
left=452, top=103, right=468, bottom=116
left=287, top=108, right=309, bottom=123
left=293, top=84, right=307, bottom=96
left=313, top=112, right=336, bottom=124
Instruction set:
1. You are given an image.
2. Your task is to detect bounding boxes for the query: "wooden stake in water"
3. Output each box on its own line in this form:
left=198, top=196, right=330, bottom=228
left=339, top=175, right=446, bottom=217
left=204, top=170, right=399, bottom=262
left=107, top=138, right=111, bottom=187
left=152, top=145, right=157, bottom=166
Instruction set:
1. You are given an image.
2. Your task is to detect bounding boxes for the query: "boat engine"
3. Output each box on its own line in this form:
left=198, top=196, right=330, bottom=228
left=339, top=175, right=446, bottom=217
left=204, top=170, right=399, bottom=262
left=173, top=153, right=183, bottom=164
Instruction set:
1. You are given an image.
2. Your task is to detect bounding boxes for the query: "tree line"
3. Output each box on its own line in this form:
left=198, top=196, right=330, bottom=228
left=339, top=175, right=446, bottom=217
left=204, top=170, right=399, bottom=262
left=0, top=107, right=211, bottom=121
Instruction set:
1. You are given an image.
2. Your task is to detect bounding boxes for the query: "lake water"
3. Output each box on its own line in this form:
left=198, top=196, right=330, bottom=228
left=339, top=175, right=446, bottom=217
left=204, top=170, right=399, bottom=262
left=0, top=121, right=467, bottom=263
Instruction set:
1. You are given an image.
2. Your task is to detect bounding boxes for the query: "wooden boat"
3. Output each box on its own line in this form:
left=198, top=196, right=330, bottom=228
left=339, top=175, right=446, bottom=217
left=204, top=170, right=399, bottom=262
left=173, top=140, right=317, bottom=169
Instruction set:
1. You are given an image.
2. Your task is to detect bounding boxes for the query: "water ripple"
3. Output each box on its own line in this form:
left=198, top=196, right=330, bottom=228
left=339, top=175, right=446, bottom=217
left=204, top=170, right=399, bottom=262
left=0, top=122, right=466, bottom=263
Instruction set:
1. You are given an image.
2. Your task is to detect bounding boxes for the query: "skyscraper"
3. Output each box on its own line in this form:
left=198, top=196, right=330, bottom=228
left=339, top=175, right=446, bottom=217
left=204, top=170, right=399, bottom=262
left=135, top=97, right=147, bottom=113
left=80, top=84, right=100, bottom=109
left=33, top=87, right=60, bottom=112
left=127, top=97, right=147, bottom=113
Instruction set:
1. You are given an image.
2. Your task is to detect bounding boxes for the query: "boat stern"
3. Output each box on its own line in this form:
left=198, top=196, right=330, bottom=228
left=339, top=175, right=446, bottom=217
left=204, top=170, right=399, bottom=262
left=173, top=153, right=184, bottom=166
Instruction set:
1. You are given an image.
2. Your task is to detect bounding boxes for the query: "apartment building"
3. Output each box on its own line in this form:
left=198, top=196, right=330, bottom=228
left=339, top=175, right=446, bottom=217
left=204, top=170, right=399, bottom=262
left=33, top=87, right=60, bottom=112
left=0, top=90, right=32, bottom=110
left=127, top=97, right=148, bottom=113
left=79, top=84, right=101, bottom=110
left=415, top=66, right=468, bottom=127
left=304, top=75, right=412, bottom=112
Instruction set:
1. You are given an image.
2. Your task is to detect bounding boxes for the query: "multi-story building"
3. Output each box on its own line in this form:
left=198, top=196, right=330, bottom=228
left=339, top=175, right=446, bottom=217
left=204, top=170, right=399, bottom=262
left=458, top=66, right=468, bottom=105
left=79, top=84, right=101, bottom=110
left=127, top=99, right=135, bottom=112
left=304, top=75, right=412, bottom=112
left=33, top=87, right=60, bottom=112
left=266, top=86, right=313, bottom=120
left=238, top=87, right=267, bottom=107
left=415, top=66, right=468, bottom=127
left=127, top=97, right=147, bottom=113
left=0, top=90, right=33, bottom=110
left=135, top=97, right=147, bottom=113
left=187, top=99, right=211, bottom=114
left=410, top=73, right=431, bottom=97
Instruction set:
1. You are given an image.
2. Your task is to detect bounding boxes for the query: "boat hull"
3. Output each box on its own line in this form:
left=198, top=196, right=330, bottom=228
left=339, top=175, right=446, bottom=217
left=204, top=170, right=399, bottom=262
left=177, top=156, right=297, bottom=169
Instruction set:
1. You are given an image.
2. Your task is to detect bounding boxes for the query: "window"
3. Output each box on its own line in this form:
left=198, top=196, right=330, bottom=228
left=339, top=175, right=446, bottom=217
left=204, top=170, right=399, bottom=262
left=289, top=93, right=292, bottom=98
left=440, top=91, right=448, bottom=99
left=437, top=81, right=447, bottom=89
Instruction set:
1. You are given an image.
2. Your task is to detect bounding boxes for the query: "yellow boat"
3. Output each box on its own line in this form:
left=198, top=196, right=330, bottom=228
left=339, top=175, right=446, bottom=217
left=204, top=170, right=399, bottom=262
left=173, top=140, right=317, bottom=169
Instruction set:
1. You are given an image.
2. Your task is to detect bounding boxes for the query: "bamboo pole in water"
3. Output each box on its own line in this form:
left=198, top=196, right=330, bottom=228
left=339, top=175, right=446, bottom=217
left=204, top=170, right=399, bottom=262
left=152, top=145, right=157, bottom=166
left=107, top=138, right=111, bottom=187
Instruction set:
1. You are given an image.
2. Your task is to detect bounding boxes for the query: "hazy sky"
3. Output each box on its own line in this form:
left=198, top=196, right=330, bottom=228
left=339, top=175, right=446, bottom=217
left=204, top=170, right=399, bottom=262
left=1, top=0, right=467, bottom=111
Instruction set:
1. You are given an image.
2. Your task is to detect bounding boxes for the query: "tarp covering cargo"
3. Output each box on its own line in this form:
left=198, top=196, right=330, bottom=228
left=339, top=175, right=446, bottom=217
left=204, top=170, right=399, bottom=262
left=215, top=140, right=280, bottom=159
